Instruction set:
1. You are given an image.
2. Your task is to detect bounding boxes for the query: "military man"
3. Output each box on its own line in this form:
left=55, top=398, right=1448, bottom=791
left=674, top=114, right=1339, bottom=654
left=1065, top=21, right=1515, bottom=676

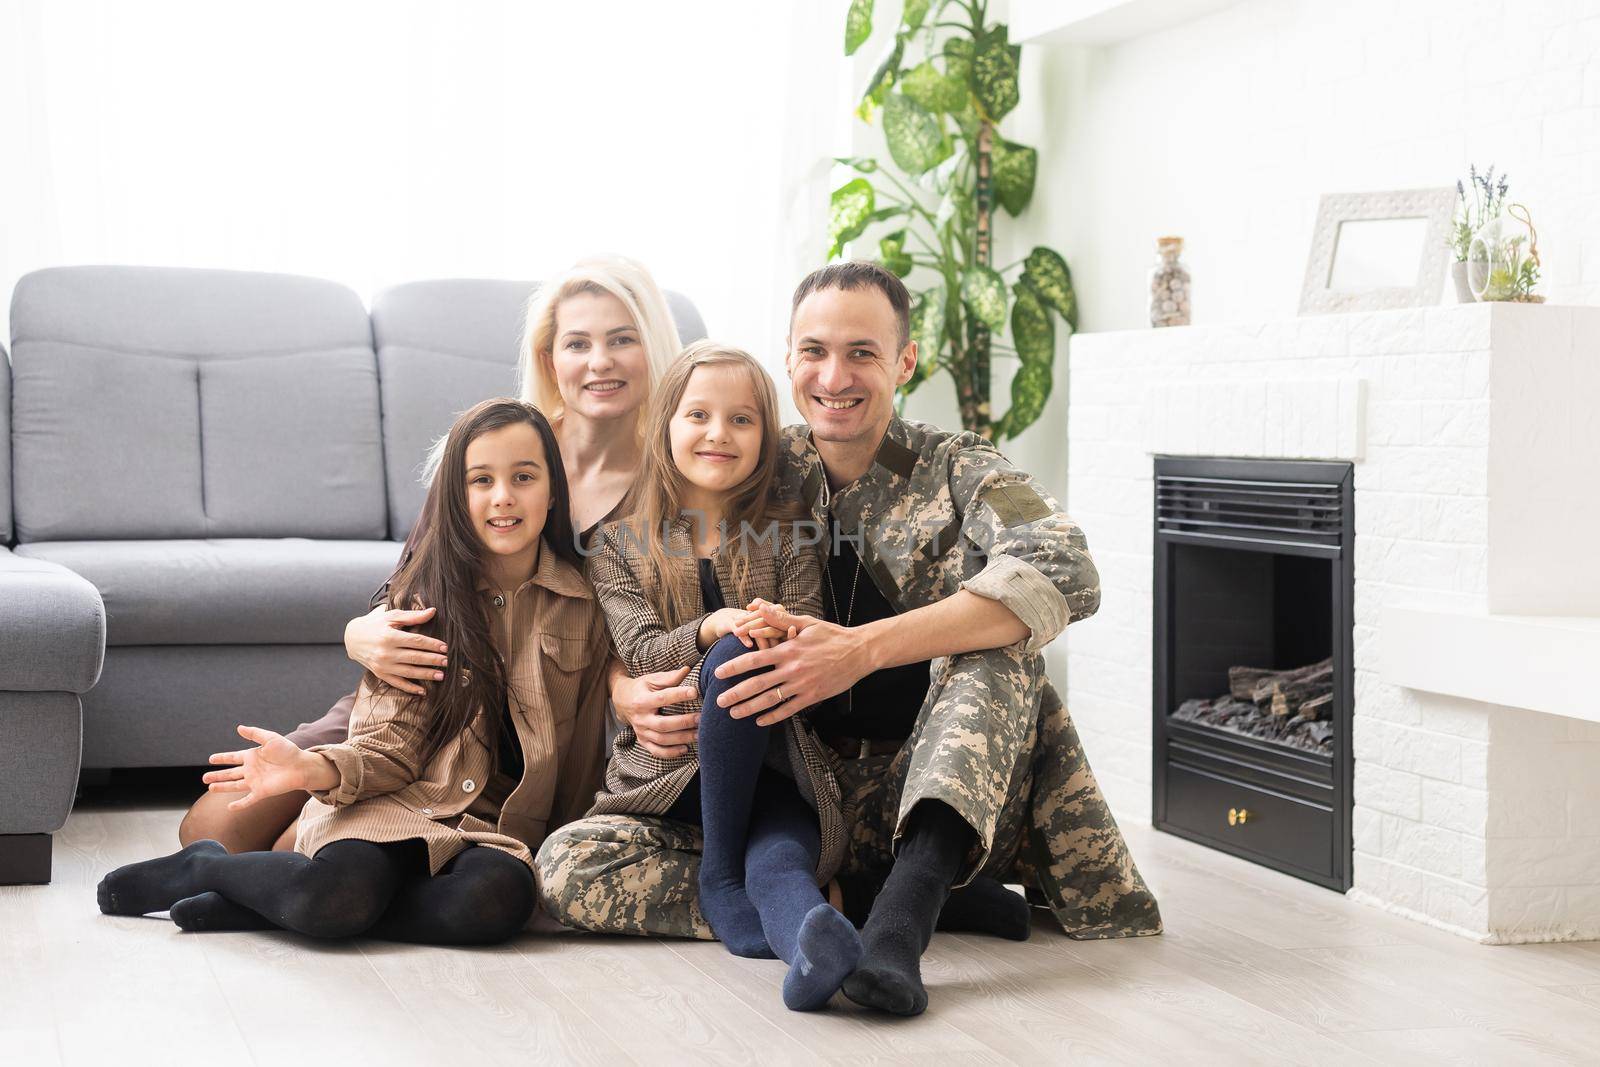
left=536, top=262, right=1161, bottom=1016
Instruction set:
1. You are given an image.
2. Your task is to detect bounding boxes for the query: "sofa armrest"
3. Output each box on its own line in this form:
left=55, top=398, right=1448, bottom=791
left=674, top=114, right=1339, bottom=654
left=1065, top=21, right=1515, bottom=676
left=0, top=547, right=106, bottom=693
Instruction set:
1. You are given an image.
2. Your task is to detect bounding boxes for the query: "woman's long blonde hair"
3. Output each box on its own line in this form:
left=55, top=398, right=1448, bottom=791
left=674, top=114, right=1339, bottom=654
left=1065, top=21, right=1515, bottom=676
left=626, top=341, right=797, bottom=627
left=519, top=253, right=680, bottom=444
left=424, top=254, right=678, bottom=484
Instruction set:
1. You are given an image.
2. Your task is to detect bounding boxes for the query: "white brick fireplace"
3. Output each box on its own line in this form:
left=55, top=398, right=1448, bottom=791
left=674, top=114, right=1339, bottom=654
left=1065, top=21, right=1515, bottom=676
left=1064, top=302, right=1600, bottom=943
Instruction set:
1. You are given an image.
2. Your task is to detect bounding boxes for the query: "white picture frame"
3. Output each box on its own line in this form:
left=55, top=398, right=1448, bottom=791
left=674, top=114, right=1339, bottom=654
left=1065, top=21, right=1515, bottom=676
left=1298, top=187, right=1456, bottom=315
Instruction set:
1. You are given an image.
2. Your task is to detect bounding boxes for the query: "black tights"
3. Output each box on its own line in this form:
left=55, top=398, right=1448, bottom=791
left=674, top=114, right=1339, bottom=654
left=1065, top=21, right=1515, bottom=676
left=98, top=838, right=534, bottom=945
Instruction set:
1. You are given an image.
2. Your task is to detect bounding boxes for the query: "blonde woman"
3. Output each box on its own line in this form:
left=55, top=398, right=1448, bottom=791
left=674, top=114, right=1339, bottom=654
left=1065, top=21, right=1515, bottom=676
left=583, top=342, right=858, bottom=1011
left=178, top=255, right=701, bottom=855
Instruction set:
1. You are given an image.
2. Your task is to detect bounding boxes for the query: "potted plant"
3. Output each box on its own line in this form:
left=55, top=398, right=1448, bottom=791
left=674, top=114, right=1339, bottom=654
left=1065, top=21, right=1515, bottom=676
left=1449, top=165, right=1508, bottom=302
left=828, top=0, right=1076, bottom=442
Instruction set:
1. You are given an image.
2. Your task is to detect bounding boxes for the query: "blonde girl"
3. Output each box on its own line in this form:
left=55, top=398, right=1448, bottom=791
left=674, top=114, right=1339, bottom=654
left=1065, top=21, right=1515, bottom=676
left=584, top=342, right=860, bottom=1011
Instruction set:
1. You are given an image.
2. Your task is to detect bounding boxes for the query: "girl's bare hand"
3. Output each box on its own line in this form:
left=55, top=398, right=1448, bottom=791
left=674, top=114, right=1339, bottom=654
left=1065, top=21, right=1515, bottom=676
left=204, top=725, right=323, bottom=811
left=699, top=607, right=757, bottom=650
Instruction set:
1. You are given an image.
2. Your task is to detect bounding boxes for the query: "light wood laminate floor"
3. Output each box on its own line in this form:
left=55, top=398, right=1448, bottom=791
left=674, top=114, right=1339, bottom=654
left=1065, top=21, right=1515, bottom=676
left=8, top=781, right=1600, bottom=1066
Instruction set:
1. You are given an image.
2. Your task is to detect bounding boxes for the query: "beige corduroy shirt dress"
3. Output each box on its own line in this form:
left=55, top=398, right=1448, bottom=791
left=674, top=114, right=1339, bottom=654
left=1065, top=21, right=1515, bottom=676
left=296, top=547, right=612, bottom=873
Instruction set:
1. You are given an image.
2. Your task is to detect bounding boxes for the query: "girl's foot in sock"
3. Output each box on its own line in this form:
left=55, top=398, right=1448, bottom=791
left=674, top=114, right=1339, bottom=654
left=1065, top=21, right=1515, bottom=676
left=782, top=904, right=862, bottom=1012
left=699, top=871, right=775, bottom=959
left=97, top=840, right=225, bottom=917
left=938, top=876, right=1031, bottom=941
left=170, top=891, right=276, bottom=932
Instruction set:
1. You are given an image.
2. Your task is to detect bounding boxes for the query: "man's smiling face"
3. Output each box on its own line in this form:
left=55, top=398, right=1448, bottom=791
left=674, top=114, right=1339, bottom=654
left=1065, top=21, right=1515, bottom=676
left=786, top=285, right=917, bottom=449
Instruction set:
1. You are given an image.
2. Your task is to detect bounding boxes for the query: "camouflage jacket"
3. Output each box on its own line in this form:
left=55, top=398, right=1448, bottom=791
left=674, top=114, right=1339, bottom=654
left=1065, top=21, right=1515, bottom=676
left=777, top=417, right=1100, bottom=648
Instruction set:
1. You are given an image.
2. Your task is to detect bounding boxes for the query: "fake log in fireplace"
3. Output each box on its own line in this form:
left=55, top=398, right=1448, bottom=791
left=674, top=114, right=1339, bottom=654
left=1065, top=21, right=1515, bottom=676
left=1153, top=458, right=1353, bottom=891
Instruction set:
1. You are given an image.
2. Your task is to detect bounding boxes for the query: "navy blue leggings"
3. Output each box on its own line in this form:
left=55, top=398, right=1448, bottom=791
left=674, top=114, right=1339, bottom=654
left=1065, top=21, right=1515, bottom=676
left=667, top=634, right=826, bottom=963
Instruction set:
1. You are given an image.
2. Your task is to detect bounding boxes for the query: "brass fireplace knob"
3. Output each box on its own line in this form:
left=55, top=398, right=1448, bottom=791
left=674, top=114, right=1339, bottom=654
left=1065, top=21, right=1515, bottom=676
left=1228, top=807, right=1250, bottom=826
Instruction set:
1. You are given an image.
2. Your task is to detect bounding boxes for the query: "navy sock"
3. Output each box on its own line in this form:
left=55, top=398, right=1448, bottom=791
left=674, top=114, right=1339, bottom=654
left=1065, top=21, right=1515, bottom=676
left=743, top=781, right=860, bottom=1011
left=693, top=634, right=777, bottom=959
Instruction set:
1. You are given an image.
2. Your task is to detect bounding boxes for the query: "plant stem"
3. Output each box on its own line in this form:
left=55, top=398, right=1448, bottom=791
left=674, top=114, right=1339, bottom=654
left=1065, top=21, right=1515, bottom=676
left=876, top=168, right=943, bottom=231
left=969, top=119, right=995, bottom=439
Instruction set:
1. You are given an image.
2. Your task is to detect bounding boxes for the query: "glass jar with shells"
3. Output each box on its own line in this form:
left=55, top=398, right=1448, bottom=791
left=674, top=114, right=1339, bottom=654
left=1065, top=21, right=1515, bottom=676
left=1150, top=235, right=1191, bottom=327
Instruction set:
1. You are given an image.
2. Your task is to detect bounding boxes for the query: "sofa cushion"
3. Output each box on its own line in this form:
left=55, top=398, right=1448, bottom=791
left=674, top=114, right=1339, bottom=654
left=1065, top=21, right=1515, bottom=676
left=16, top=539, right=404, bottom=646
left=0, top=546, right=105, bottom=692
left=9, top=267, right=386, bottom=543
left=371, top=278, right=707, bottom=539
left=1, top=341, right=11, bottom=543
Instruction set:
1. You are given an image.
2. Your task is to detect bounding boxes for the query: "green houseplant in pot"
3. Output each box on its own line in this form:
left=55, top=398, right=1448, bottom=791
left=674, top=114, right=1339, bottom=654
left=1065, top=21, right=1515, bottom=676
left=830, top=0, right=1077, bottom=442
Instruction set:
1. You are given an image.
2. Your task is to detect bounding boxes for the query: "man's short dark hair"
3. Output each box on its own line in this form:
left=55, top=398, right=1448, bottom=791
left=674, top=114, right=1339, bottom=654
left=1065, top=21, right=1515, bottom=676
left=790, top=261, right=912, bottom=350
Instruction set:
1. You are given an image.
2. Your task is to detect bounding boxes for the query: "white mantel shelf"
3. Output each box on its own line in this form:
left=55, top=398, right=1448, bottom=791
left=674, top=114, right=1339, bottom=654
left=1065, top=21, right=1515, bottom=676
left=1381, top=608, right=1600, bottom=725
left=1012, top=0, right=1242, bottom=46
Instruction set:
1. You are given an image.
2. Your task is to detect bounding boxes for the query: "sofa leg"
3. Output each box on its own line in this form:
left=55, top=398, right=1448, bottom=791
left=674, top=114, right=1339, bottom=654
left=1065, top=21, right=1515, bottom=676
left=0, top=834, right=52, bottom=885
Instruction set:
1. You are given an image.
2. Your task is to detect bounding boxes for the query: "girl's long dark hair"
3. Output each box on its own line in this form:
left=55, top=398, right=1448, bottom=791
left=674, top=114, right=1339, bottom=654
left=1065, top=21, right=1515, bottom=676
left=366, top=398, right=577, bottom=769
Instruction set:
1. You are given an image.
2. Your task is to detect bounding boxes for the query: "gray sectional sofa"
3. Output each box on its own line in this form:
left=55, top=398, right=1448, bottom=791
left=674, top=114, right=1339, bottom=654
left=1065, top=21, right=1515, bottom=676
left=0, top=266, right=705, bottom=882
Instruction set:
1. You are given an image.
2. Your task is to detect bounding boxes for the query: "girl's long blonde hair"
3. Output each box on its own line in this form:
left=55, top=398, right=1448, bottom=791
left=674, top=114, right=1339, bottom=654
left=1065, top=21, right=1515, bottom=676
left=626, top=341, right=797, bottom=627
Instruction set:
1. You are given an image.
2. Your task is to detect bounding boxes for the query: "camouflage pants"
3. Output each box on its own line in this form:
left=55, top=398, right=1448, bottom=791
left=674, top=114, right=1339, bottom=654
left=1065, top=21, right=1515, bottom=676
left=534, top=646, right=1162, bottom=941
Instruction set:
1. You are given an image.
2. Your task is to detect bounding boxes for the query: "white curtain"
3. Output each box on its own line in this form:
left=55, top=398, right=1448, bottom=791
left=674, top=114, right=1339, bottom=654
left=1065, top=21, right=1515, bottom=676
left=0, top=0, right=855, bottom=401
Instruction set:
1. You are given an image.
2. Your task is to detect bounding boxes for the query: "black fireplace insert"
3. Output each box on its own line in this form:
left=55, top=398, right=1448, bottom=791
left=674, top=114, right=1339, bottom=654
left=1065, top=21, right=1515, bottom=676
left=1152, top=457, right=1354, bottom=891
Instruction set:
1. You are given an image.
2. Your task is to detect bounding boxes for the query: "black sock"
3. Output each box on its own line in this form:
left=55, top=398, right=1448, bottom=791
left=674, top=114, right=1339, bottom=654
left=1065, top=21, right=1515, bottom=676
left=693, top=635, right=777, bottom=959
left=837, top=871, right=1029, bottom=940
left=102, top=838, right=412, bottom=938
left=98, top=840, right=227, bottom=916
left=841, top=801, right=972, bottom=1016
left=170, top=891, right=276, bottom=932
left=937, top=876, right=1031, bottom=941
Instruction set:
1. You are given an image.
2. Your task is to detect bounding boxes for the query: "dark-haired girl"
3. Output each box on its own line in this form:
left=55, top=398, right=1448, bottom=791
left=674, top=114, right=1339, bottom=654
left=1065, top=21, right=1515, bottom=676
left=97, top=399, right=611, bottom=944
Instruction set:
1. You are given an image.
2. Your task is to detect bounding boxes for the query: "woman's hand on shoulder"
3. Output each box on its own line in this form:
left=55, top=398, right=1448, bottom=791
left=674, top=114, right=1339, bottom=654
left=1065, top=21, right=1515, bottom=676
left=344, top=603, right=448, bottom=694
left=203, top=725, right=336, bottom=809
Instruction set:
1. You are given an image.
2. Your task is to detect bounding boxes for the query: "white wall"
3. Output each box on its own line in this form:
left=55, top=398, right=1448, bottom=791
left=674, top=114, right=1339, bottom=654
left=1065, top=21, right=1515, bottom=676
left=0, top=0, right=853, bottom=376
left=1016, top=0, right=1600, bottom=332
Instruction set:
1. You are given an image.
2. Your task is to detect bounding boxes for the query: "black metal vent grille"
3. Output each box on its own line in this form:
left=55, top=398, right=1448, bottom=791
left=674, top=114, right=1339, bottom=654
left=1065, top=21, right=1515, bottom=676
left=1157, top=474, right=1345, bottom=549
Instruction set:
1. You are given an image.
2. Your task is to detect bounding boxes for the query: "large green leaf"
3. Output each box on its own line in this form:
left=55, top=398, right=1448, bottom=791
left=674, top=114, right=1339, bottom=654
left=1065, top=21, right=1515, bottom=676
left=882, top=92, right=946, bottom=175
left=999, top=360, right=1052, bottom=440
left=844, top=0, right=874, bottom=55
left=857, top=36, right=905, bottom=120
left=960, top=266, right=1007, bottom=330
left=901, top=59, right=968, bottom=114
left=992, top=138, right=1037, bottom=216
left=943, top=37, right=972, bottom=84
left=828, top=178, right=875, bottom=258
left=1011, top=280, right=1054, bottom=366
left=879, top=230, right=913, bottom=277
left=969, top=25, right=1020, bottom=122
left=1020, top=246, right=1078, bottom=330
left=903, top=285, right=947, bottom=394
left=901, top=0, right=931, bottom=32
